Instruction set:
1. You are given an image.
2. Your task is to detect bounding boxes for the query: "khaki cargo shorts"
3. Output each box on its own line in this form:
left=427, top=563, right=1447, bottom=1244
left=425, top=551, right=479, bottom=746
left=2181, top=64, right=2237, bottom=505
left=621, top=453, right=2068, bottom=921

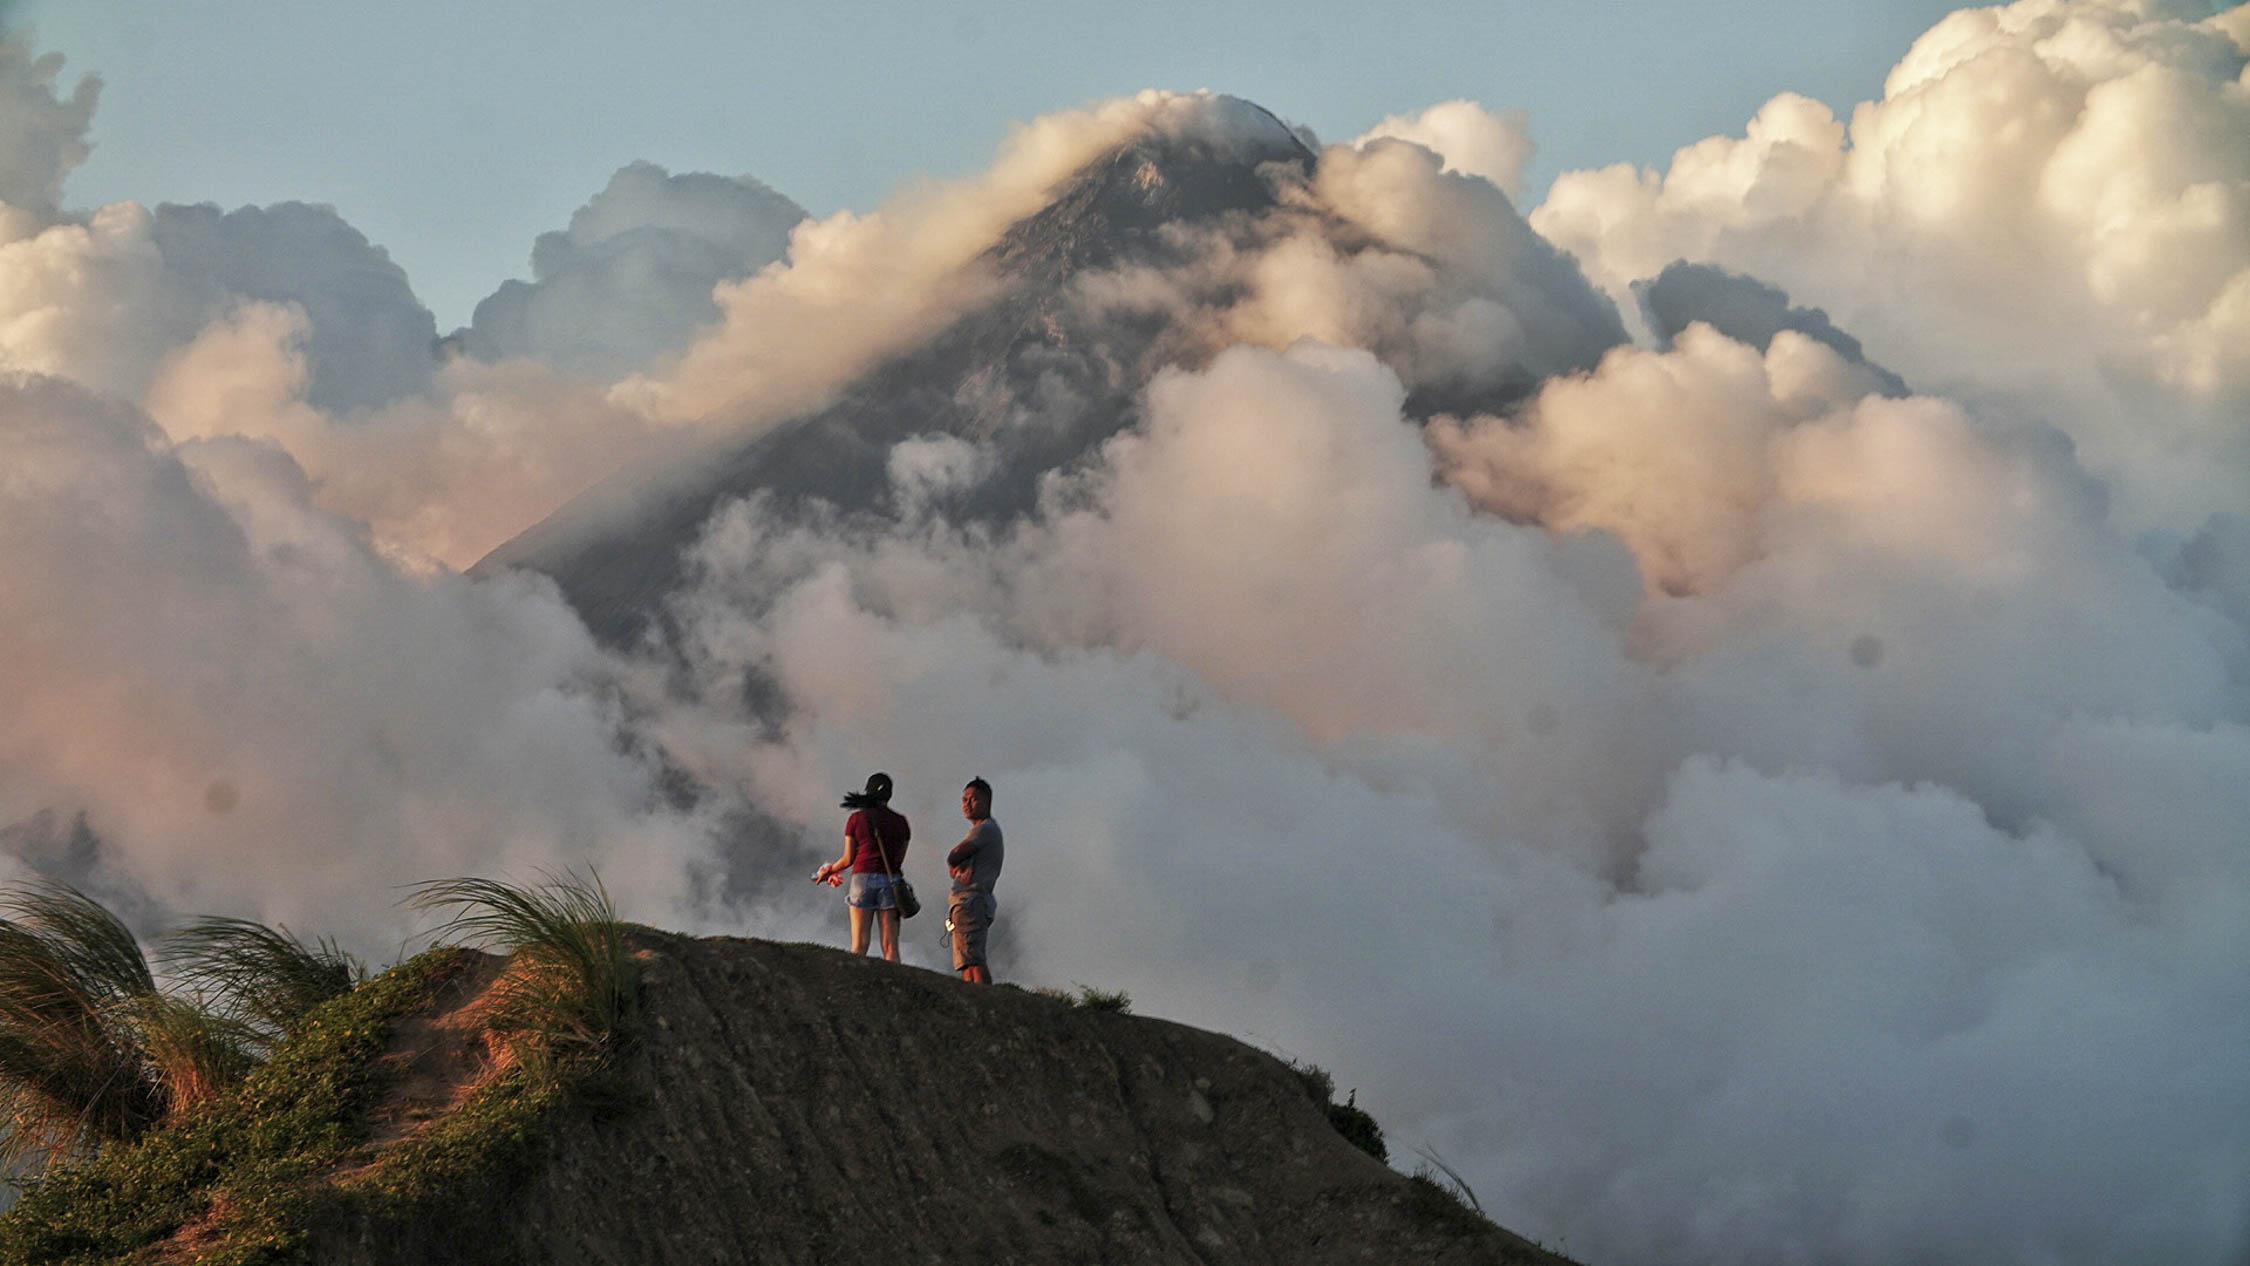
left=947, top=890, right=995, bottom=972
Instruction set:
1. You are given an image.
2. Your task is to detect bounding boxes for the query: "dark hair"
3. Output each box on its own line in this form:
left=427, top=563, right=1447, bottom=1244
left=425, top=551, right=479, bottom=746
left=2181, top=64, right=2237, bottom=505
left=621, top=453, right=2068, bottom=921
left=964, top=776, right=992, bottom=806
left=841, top=771, right=893, bottom=811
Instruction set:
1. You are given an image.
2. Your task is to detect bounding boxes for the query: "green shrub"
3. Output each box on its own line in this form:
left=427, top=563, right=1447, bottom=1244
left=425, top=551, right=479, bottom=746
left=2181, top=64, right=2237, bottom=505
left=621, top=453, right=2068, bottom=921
left=1070, top=985, right=1132, bottom=1013
left=1289, top=1060, right=1387, bottom=1163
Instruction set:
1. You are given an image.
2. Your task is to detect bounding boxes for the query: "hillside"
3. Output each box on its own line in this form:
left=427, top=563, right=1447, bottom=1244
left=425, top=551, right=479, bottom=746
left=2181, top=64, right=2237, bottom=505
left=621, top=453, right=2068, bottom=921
left=2, top=932, right=1577, bottom=1265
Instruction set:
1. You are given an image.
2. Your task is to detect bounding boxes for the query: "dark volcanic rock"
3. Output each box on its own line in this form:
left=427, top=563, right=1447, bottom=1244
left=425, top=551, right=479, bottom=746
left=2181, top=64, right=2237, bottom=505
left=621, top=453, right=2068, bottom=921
left=318, top=933, right=1572, bottom=1265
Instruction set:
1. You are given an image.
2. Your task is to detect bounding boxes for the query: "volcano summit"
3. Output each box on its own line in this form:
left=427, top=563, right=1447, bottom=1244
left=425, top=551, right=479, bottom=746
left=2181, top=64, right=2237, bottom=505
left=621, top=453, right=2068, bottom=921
left=477, top=93, right=1628, bottom=648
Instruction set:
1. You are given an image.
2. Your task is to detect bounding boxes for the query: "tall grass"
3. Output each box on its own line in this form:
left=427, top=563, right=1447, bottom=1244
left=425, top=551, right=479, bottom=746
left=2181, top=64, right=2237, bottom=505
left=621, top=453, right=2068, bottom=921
left=159, top=917, right=364, bottom=1054
left=405, top=870, right=633, bottom=1055
left=1412, top=1144, right=1485, bottom=1216
left=0, top=881, right=251, bottom=1168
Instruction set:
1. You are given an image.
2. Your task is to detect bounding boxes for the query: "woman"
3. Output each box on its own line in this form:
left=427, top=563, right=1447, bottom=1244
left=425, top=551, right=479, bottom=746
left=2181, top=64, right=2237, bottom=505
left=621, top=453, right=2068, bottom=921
left=813, top=772, right=911, bottom=962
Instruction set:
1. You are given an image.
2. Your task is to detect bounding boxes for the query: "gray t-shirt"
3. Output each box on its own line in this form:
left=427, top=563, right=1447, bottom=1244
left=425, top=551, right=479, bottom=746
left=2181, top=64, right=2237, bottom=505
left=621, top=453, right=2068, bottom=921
left=946, top=818, right=1004, bottom=895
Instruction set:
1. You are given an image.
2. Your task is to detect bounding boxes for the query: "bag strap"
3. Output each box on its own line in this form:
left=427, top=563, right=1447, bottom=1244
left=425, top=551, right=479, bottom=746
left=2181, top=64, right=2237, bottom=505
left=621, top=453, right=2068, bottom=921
left=863, top=808, right=900, bottom=878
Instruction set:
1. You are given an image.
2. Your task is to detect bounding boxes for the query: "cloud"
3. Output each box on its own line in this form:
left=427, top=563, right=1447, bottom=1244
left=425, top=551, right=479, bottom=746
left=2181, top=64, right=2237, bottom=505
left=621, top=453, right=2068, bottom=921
left=456, top=161, right=806, bottom=382
left=1430, top=323, right=1881, bottom=595
left=0, top=34, right=97, bottom=226
left=1531, top=0, right=2250, bottom=531
left=619, top=91, right=1290, bottom=427
left=0, top=371, right=724, bottom=948
left=1060, top=123, right=1625, bottom=408
left=141, top=301, right=681, bottom=568
left=0, top=196, right=437, bottom=415
left=148, top=201, right=438, bottom=413
left=662, top=334, right=2247, bottom=1266
left=1355, top=99, right=1537, bottom=199
left=1635, top=261, right=1908, bottom=397
left=0, top=200, right=206, bottom=399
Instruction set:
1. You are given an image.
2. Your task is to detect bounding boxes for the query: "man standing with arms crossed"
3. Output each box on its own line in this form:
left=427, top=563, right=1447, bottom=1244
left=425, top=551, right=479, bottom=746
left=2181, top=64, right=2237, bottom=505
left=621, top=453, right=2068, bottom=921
left=947, top=777, right=1003, bottom=984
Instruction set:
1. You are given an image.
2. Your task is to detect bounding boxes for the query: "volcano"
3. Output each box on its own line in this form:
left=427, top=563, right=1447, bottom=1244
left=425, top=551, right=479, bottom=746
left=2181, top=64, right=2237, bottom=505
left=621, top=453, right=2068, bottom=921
left=475, top=95, right=1627, bottom=649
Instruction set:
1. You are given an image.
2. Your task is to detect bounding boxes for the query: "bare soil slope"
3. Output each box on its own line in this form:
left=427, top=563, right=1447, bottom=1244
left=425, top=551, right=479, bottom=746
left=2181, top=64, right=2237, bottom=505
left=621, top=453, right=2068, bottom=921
left=319, top=932, right=1572, bottom=1265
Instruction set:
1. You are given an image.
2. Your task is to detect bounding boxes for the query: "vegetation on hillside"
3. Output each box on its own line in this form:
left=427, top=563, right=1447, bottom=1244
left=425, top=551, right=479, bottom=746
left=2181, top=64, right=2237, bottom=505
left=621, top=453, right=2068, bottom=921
left=406, top=870, right=634, bottom=1057
left=0, top=872, right=1496, bottom=1265
left=0, top=872, right=635, bottom=1265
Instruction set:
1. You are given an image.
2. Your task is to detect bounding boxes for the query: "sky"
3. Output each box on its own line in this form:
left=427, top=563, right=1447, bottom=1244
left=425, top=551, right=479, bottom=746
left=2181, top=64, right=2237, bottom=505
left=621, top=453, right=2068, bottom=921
left=1, top=3, right=2248, bottom=1266
left=6, top=0, right=1967, bottom=326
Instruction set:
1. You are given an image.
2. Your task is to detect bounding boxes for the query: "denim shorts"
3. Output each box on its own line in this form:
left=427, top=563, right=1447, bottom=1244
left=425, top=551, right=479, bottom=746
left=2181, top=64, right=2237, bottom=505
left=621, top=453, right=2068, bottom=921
left=847, top=871, right=899, bottom=911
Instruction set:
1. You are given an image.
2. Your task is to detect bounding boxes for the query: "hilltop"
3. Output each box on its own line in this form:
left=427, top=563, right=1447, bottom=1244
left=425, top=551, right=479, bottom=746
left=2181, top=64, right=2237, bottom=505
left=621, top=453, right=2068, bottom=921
left=2, top=931, right=1577, bottom=1265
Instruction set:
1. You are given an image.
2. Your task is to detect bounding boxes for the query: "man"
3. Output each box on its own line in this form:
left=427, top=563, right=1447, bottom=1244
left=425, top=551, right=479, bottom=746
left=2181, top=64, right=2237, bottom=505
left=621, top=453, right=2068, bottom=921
left=946, top=776, right=1004, bottom=984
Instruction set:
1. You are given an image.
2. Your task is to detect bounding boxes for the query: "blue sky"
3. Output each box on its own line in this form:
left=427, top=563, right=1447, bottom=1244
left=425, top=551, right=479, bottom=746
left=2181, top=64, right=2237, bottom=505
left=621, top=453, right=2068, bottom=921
left=6, top=0, right=1965, bottom=326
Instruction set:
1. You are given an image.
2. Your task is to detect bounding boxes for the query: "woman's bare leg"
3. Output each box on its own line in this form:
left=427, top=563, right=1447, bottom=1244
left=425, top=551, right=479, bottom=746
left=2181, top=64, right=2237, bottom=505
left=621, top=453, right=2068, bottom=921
left=848, top=905, right=871, bottom=955
left=878, top=909, right=900, bottom=962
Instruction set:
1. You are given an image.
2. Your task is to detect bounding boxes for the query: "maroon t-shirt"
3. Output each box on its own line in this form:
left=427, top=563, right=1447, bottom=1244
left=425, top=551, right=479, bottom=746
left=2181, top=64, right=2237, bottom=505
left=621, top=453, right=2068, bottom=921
left=846, top=806, right=910, bottom=874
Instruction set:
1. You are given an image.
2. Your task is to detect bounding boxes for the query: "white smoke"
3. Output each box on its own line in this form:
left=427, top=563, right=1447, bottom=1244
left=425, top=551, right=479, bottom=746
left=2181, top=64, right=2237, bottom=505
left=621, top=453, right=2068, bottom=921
left=0, top=9, right=2246, bottom=1266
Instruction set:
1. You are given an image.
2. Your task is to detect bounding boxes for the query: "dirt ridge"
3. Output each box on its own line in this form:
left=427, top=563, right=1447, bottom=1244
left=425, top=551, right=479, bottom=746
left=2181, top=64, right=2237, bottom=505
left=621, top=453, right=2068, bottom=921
left=309, top=932, right=1575, bottom=1265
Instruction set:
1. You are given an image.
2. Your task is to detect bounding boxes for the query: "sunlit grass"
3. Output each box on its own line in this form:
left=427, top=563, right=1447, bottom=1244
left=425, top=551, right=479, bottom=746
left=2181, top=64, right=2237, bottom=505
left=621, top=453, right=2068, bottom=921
left=0, top=881, right=247, bottom=1168
left=405, top=870, right=634, bottom=1056
left=160, top=916, right=365, bottom=1054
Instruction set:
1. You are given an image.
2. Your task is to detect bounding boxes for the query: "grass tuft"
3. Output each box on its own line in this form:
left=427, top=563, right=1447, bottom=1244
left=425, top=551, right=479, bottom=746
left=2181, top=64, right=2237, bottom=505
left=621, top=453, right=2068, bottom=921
left=1070, top=984, right=1132, bottom=1013
left=160, top=918, right=364, bottom=1054
left=0, top=880, right=248, bottom=1170
left=405, top=870, right=634, bottom=1057
left=0, top=948, right=474, bottom=1263
left=1410, top=1145, right=1483, bottom=1215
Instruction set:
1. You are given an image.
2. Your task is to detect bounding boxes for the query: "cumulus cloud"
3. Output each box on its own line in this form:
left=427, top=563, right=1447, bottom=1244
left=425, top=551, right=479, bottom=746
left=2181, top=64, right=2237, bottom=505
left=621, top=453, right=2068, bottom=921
left=0, top=196, right=437, bottom=414
left=1355, top=99, right=1537, bottom=199
left=0, top=35, right=97, bottom=226
left=1635, top=261, right=1908, bottom=396
left=141, top=301, right=681, bottom=568
left=1531, top=0, right=2250, bottom=530
left=0, top=372, right=725, bottom=949
left=457, top=161, right=806, bottom=382
left=0, top=200, right=206, bottom=399
left=148, top=201, right=438, bottom=413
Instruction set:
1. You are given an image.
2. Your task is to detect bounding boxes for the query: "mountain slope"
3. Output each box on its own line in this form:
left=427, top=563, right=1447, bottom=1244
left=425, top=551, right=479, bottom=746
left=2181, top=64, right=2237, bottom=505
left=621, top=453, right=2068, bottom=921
left=321, top=933, right=1571, bottom=1264
left=475, top=97, right=1625, bottom=650
left=1, top=933, right=1579, bottom=1264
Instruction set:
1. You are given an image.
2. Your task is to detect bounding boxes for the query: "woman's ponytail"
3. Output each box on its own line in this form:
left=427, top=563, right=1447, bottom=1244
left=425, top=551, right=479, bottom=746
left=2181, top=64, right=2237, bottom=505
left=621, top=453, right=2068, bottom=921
left=840, top=770, right=894, bottom=810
